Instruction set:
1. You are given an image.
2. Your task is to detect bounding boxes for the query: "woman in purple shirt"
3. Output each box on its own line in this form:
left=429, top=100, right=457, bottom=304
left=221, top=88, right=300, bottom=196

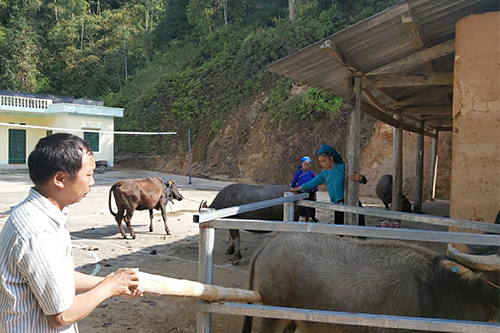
left=290, top=156, right=319, bottom=222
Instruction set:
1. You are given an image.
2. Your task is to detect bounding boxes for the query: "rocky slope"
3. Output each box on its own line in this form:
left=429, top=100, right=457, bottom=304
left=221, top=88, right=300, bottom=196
left=148, top=90, right=452, bottom=201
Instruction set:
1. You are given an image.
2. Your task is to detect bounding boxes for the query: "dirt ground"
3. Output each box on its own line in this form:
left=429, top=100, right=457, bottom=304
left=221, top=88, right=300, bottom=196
left=0, top=168, right=450, bottom=333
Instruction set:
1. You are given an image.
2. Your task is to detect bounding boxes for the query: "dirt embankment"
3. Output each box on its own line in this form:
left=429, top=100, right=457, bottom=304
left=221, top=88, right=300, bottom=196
left=145, top=89, right=452, bottom=201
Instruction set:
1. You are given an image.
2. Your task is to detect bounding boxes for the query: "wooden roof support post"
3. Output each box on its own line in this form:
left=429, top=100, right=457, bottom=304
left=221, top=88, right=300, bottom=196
left=429, top=131, right=439, bottom=201
left=414, top=120, right=425, bottom=213
left=392, top=112, right=403, bottom=212
left=346, top=76, right=362, bottom=225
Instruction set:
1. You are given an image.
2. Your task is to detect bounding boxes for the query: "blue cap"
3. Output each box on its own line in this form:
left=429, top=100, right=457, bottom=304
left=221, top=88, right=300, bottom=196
left=300, top=156, right=311, bottom=163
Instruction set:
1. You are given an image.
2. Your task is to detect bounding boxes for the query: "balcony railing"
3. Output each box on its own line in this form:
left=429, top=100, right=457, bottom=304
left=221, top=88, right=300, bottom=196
left=0, top=95, right=53, bottom=109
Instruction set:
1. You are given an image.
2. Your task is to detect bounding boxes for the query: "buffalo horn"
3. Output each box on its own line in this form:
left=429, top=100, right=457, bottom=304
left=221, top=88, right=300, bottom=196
left=447, top=244, right=500, bottom=271
left=198, top=200, right=207, bottom=212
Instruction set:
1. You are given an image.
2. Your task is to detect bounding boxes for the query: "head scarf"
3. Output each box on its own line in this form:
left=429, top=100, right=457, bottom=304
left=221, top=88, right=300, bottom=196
left=298, top=156, right=311, bottom=171
left=318, top=144, right=344, bottom=164
left=300, top=156, right=311, bottom=163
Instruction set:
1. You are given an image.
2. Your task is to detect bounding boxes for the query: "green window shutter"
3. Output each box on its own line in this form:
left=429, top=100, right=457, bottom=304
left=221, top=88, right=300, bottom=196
left=84, top=132, right=100, bottom=152
left=46, top=130, right=53, bottom=136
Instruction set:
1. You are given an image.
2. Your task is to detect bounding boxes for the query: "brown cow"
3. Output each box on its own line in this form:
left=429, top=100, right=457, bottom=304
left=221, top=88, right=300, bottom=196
left=108, top=177, right=183, bottom=239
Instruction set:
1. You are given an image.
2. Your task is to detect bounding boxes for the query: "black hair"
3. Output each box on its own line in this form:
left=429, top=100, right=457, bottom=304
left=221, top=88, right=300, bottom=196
left=28, top=133, right=93, bottom=185
left=318, top=151, right=344, bottom=164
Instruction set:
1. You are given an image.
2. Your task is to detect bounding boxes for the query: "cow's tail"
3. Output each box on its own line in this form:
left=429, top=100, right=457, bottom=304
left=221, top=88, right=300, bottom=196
left=108, top=182, right=122, bottom=217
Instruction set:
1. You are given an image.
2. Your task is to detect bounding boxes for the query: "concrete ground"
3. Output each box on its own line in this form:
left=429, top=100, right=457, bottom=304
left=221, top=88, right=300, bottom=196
left=0, top=166, right=452, bottom=332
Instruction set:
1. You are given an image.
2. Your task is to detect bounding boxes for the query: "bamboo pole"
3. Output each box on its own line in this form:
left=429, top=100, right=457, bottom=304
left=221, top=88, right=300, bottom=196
left=137, top=272, right=262, bottom=303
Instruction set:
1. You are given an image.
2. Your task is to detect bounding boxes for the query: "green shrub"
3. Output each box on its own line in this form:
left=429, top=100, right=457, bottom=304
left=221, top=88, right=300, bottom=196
left=266, top=79, right=343, bottom=126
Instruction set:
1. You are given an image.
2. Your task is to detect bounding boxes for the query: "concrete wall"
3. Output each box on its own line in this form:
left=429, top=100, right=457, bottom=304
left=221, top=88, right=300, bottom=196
left=450, top=12, right=500, bottom=224
left=66, top=113, right=115, bottom=165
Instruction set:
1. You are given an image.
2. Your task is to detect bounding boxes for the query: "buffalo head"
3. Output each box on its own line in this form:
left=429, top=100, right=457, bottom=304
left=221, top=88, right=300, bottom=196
left=446, top=243, right=499, bottom=300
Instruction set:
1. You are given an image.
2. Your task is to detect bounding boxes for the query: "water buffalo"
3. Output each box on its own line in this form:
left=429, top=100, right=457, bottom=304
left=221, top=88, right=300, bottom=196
left=243, top=232, right=499, bottom=332
left=376, top=174, right=412, bottom=212
left=108, top=177, right=183, bottom=239
left=200, top=184, right=300, bottom=265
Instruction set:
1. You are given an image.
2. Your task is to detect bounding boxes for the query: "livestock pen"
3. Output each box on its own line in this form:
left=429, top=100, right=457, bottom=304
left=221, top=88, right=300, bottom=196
left=193, top=193, right=500, bottom=333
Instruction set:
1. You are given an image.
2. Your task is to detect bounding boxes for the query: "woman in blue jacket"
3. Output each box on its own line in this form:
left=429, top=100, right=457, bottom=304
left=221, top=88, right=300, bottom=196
left=290, top=156, right=318, bottom=222
left=290, top=144, right=366, bottom=225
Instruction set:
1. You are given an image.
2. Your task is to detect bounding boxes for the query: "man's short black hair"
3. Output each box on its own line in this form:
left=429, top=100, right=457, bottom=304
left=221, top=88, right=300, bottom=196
left=28, top=133, right=93, bottom=185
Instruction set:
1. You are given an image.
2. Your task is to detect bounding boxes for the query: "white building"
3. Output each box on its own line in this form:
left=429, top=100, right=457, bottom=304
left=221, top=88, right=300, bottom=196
left=0, top=91, right=123, bottom=166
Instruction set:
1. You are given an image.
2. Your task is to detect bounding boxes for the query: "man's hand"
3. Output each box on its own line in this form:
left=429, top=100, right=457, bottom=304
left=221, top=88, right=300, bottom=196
left=103, top=268, right=142, bottom=298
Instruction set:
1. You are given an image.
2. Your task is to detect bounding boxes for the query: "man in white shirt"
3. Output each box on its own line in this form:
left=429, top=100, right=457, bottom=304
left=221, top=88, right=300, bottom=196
left=0, top=133, right=142, bottom=333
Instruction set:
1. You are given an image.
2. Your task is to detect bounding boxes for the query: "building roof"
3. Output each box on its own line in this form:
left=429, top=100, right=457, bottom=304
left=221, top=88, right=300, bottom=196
left=268, top=0, right=499, bottom=136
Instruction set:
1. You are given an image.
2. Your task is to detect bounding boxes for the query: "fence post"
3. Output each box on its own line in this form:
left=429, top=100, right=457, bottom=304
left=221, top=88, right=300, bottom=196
left=188, top=129, right=192, bottom=185
left=197, top=213, right=215, bottom=333
left=283, top=192, right=295, bottom=221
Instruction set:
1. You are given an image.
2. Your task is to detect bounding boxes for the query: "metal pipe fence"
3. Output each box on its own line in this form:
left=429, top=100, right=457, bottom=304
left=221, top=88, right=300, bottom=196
left=193, top=193, right=499, bottom=333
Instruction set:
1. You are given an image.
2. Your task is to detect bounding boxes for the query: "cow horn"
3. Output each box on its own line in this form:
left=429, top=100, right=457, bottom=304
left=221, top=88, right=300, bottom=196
left=447, top=244, right=500, bottom=271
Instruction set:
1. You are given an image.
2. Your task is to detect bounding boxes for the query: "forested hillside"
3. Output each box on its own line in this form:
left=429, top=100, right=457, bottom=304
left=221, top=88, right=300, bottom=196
left=4, top=0, right=449, bottom=196
left=0, top=0, right=398, bottom=126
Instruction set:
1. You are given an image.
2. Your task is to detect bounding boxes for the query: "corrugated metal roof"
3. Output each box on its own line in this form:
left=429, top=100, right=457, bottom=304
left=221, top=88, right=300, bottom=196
left=268, top=0, right=499, bottom=134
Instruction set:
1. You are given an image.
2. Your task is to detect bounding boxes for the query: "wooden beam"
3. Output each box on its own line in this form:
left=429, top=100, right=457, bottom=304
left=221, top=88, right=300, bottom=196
left=364, top=73, right=453, bottom=87
left=423, top=118, right=453, bottom=127
left=361, top=101, right=399, bottom=127
left=361, top=101, right=436, bottom=138
left=402, top=106, right=452, bottom=115
left=395, top=86, right=453, bottom=107
left=362, top=88, right=399, bottom=114
left=414, top=120, right=424, bottom=213
left=373, top=87, right=400, bottom=103
left=419, top=114, right=450, bottom=121
left=401, top=12, right=434, bottom=73
left=346, top=76, right=362, bottom=225
left=403, top=122, right=436, bottom=138
left=393, top=113, right=404, bottom=212
left=435, top=126, right=452, bottom=131
left=365, top=39, right=455, bottom=76
left=405, top=114, right=422, bottom=123
left=401, top=13, right=424, bottom=48
left=321, top=40, right=360, bottom=73
left=401, top=12, right=453, bottom=107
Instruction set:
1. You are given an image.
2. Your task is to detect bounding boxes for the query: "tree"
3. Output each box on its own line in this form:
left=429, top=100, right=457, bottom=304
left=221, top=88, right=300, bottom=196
left=0, top=0, right=45, bottom=92
left=289, top=0, right=295, bottom=20
left=153, top=0, right=191, bottom=47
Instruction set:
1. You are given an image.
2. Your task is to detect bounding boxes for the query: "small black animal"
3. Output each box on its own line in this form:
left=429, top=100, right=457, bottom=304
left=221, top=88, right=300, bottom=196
left=376, top=174, right=412, bottom=212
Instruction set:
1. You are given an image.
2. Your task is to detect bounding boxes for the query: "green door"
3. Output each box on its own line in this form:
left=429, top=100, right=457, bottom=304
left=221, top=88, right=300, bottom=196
left=8, top=129, right=26, bottom=164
